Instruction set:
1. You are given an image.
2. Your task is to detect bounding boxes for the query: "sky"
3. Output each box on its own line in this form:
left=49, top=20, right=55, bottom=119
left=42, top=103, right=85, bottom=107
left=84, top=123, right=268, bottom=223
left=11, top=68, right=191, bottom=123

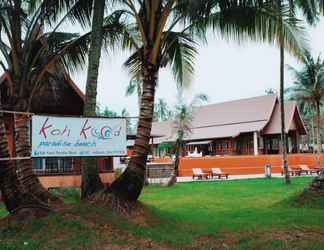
left=1, top=16, right=323, bottom=116
left=70, top=18, right=324, bottom=117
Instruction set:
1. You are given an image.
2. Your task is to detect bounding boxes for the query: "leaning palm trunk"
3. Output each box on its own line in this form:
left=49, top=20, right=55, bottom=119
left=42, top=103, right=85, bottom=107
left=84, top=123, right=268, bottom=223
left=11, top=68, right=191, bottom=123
left=0, top=116, right=50, bottom=215
left=315, top=101, right=322, bottom=170
left=280, top=40, right=291, bottom=184
left=81, top=0, right=106, bottom=199
left=0, top=117, right=25, bottom=212
left=110, top=61, right=158, bottom=201
left=14, top=114, right=61, bottom=204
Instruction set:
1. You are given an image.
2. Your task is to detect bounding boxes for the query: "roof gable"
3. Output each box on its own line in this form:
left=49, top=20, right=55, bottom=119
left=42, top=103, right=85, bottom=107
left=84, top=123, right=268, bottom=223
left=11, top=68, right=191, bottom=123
left=262, top=101, right=307, bottom=135
left=151, top=95, right=306, bottom=143
left=0, top=72, right=85, bottom=115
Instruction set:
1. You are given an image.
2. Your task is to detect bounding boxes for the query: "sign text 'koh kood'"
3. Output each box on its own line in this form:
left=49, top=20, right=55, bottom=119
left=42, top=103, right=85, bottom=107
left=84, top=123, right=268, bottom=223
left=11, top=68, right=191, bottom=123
left=32, top=115, right=127, bottom=157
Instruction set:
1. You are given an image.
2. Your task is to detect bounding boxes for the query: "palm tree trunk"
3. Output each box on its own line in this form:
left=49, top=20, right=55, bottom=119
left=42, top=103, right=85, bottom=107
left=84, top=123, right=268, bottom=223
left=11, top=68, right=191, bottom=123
left=0, top=115, right=50, bottom=215
left=311, top=117, right=316, bottom=153
left=315, top=100, right=322, bottom=169
left=0, top=116, right=24, bottom=212
left=110, top=61, right=158, bottom=201
left=81, top=0, right=106, bottom=199
left=14, top=114, right=61, bottom=204
left=280, top=40, right=291, bottom=184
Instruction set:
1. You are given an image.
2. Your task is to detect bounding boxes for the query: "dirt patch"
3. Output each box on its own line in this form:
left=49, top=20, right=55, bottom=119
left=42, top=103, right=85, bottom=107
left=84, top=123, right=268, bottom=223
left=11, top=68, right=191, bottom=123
left=59, top=202, right=170, bottom=250
left=261, top=228, right=324, bottom=242
left=193, top=229, right=324, bottom=249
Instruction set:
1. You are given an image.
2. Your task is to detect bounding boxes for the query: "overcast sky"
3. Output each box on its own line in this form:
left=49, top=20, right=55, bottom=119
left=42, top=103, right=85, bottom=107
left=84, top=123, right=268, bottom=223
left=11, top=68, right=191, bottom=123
left=1, top=16, right=323, bottom=116
left=70, top=18, right=324, bottom=116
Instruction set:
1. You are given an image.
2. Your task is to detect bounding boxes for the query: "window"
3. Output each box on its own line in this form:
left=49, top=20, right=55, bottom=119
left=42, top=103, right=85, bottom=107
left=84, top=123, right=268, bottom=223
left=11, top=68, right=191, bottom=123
left=33, top=159, right=44, bottom=170
left=61, top=158, right=73, bottom=171
left=46, top=159, right=59, bottom=172
left=45, top=158, right=74, bottom=173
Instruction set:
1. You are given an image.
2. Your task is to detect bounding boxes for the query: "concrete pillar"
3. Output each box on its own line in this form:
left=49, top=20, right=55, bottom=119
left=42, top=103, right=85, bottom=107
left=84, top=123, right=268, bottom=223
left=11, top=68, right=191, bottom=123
left=253, top=131, right=259, bottom=156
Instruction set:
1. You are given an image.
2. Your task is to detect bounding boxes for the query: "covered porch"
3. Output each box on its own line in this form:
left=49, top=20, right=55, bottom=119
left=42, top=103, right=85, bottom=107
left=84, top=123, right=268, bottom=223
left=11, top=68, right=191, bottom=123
left=182, top=130, right=301, bottom=156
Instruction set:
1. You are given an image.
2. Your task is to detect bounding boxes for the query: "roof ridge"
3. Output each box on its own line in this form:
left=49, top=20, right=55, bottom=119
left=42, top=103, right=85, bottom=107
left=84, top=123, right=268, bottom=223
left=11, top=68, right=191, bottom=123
left=191, top=119, right=269, bottom=129
left=193, top=94, right=277, bottom=109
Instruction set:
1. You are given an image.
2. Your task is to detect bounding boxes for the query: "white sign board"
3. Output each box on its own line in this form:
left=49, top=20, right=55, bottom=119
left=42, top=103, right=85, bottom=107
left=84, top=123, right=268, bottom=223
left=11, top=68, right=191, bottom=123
left=32, top=115, right=127, bottom=157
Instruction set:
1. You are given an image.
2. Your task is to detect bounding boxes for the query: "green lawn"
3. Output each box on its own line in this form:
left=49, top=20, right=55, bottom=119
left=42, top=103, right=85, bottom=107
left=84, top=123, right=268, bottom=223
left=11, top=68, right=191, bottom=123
left=1, top=177, right=324, bottom=249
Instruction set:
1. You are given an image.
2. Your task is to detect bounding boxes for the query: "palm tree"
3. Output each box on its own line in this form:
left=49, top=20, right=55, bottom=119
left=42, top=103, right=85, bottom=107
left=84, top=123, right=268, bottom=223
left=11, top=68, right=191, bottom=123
left=287, top=52, right=324, bottom=169
left=0, top=113, right=50, bottom=214
left=81, top=0, right=106, bottom=199
left=0, top=0, right=93, bottom=209
left=0, top=0, right=127, bottom=210
left=154, top=98, right=173, bottom=122
left=103, top=0, right=312, bottom=203
left=266, top=0, right=317, bottom=184
left=167, top=92, right=208, bottom=185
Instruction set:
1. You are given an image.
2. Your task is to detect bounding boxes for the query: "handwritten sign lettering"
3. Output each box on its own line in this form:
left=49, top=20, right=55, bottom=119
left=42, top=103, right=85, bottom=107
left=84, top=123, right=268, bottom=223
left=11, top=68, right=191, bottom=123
left=32, top=116, right=127, bottom=157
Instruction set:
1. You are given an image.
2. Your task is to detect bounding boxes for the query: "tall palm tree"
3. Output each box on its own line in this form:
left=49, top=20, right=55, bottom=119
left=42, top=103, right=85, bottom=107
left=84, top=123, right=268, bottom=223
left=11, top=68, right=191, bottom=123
left=0, top=0, right=126, bottom=210
left=287, top=52, right=324, bottom=169
left=81, top=7, right=135, bottom=198
left=267, top=0, right=316, bottom=184
left=0, top=0, right=93, bottom=209
left=0, top=113, right=50, bottom=214
left=81, top=0, right=106, bottom=199
left=105, top=0, right=309, bottom=203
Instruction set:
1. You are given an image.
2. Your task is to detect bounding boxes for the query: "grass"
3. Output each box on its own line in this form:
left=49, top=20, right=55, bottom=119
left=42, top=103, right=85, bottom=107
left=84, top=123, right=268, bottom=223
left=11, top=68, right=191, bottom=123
left=1, top=177, right=324, bottom=249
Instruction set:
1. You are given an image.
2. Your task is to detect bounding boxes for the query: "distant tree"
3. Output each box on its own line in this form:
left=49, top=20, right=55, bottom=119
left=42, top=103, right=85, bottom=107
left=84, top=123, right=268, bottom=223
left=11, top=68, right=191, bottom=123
left=121, top=108, right=133, bottom=134
left=97, top=105, right=133, bottom=134
left=265, top=88, right=278, bottom=95
left=167, top=93, right=208, bottom=186
left=96, top=105, right=119, bottom=117
left=154, top=98, right=173, bottom=122
left=287, top=52, right=324, bottom=170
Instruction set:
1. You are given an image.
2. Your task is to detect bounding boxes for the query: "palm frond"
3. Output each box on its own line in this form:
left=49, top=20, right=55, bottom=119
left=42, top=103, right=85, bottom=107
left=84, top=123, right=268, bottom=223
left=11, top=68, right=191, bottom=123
left=28, top=0, right=93, bottom=27
left=161, top=31, right=198, bottom=88
left=206, top=2, right=308, bottom=60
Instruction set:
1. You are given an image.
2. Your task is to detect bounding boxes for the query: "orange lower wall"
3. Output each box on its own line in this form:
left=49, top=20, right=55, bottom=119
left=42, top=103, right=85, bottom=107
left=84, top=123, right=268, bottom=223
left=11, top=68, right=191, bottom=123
left=38, top=173, right=115, bottom=189
left=179, top=154, right=324, bottom=176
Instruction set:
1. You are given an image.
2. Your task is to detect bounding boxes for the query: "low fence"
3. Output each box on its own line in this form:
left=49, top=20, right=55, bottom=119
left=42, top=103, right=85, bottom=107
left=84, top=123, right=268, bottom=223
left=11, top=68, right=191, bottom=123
left=178, top=153, right=324, bottom=177
left=146, top=162, right=174, bottom=184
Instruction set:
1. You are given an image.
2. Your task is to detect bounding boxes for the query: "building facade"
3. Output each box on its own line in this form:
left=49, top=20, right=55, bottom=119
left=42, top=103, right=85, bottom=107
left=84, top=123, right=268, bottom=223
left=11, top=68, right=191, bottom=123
left=0, top=72, right=114, bottom=180
left=151, top=95, right=307, bottom=156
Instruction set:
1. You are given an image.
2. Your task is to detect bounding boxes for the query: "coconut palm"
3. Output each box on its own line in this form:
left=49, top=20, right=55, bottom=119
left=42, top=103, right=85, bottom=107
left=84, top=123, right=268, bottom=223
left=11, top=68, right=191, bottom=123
left=0, top=0, right=127, bottom=210
left=81, top=0, right=106, bottom=199
left=98, top=0, right=312, bottom=203
left=287, top=52, right=324, bottom=169
left=264, top=0, right=317, bottom=184
left=0, top=0, right=94, bottom=210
